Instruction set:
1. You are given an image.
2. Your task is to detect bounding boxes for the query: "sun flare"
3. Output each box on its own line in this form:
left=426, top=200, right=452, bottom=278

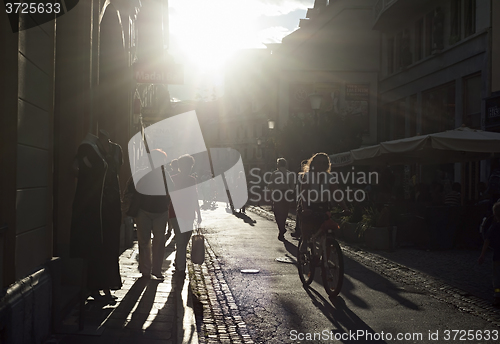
left=168, top=0, right=308, bottom=73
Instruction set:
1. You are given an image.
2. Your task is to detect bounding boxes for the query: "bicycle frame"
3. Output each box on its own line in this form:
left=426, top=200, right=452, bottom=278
left=297, top=215, right=344, bottom=297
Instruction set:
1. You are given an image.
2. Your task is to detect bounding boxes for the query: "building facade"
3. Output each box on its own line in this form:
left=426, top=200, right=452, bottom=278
left=0, top=1, right=169, bottom=342
left=375, top=0, right=494, bottom=199
left=269, top=0, right=380, bottom=147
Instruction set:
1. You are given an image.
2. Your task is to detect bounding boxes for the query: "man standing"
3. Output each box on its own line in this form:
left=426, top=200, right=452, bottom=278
left=270, top=158, right=295, bottom=241
left=70, top=129, right=123, bottom=300
left=133, top=149, right=172, bottom=280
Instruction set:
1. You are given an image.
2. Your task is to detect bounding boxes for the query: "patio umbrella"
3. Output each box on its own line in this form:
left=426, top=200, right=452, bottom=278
left=330, top=125, right=500, bottom=167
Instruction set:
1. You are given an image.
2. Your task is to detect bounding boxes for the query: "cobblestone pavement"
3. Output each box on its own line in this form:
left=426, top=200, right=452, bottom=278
left=188, top=241, right=254, bottom=344
left=188, top=205, right=500, bottom=343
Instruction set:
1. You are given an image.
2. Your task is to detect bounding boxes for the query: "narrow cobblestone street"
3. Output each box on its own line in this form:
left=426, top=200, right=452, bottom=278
left=187, top=203, right=500, bottom=343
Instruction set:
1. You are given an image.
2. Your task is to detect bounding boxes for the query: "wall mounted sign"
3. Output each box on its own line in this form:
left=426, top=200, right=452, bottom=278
left=134, top=63, right=184, bottom=84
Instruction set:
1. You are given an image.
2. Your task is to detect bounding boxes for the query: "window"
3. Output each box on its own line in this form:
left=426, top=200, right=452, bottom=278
left=425, top=11, right=434, bottom=57
left=464, top=0, right=476, bottom=37
left=382, top=104, right=392, bottom=141
left=395, top=32, right=402, bottom=70
left=422, top=83, right=456, bottom=134
left=400, top=29, right=412, bottom=68
left=387, top=37, right=394, bottom=74
left=409, top=95, right=418, bottom=136
left=464, top=74, right=481, bottom=129
left=391, top=101, right=406, bottom=140
left=415, top=19, right=424, bottom=61
left=377, top=108, right=385, bottom=142
left=432, top=7, right=445, bottom=52
left=450, top=0, right=461, bottom=45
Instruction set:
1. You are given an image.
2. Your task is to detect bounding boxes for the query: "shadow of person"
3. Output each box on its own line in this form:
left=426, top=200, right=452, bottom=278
left=147, top=277, right=197, bottom=343
left=342, top=256, right=420, bottom=311
left=122, top=279, right=160, bottom=331
left=99, top=277, right=150, bottom=330
left=233, top=211, right=257, bottom=226
left=304, top=286, right=387, bottom=344
left=282, top=238, right=298, bottom=258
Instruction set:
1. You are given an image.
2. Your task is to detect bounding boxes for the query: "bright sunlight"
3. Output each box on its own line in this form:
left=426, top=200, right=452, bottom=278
left=168, top=0, right=311, bottom=73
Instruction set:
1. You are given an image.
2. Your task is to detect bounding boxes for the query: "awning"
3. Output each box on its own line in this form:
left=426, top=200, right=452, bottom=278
left=330, top=126, right=500, bottom=167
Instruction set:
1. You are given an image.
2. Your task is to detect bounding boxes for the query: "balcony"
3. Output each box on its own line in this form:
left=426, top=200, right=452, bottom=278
left=373, top=0, right=432, bottom=31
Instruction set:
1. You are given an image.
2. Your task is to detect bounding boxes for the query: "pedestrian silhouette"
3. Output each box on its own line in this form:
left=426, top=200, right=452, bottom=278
left=133, top=149, right=173, bottom=280
left=168, top=154, right=202, bottom=278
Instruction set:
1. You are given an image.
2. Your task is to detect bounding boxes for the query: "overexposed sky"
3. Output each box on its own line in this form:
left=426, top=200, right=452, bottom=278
left=167, top=0, right=313, bottom=100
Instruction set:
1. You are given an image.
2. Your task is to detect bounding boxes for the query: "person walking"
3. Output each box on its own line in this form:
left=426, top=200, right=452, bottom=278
left=291, top=160, right=308, bottom=239
left=299, top=153, right=350, bottom=243
left=169, top=154, right=202, bottom=278
left=166, top=159, right=180, bottom=240
left=270, top=158, right=295, bottom=241
left=444, top=182, right=461, bottom=206
left=70, top=129, right=123, bottom=300
left=478, top=202, right=500, bottom=307
left=132, top=149, right=173, bottom=280
left=236, top=171, right=247, bottom=214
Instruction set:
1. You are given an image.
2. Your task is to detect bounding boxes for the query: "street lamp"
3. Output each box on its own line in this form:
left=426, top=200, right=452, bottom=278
left=309, top=91, right=323, bottom=125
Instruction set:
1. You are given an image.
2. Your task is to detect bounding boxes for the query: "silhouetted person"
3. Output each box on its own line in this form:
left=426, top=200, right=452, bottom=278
left=70, top=129, right=122, bottom=300
left=478, top=202, right=500, bottom=308
left=168, top=154, right=202, bottom=278
left=134, top=149, right=173, bottom=280
left=299, top=153, right=350, bottom=243
left=236, top=171, right=247, bottom=213
left=292, top=160, right=308, bottom=239
left=270, top=158, right=295, bottom=240
left=444, top=182, right=461, bottom=206
left=486, top=159, right=500, bottom=208
left=166, top=158, right=180, bottom=240
left=430, top=182, right=445, bottom=205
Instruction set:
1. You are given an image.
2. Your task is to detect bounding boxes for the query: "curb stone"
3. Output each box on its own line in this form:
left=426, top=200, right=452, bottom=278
left=188, top=239, right=255, bottom=344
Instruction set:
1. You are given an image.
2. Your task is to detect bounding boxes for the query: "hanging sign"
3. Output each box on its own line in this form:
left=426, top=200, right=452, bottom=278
left=133, top=63, right=184, bottom=84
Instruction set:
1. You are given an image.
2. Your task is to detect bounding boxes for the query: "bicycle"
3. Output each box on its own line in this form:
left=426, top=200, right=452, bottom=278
left=297, top=211, right=344, bottom=298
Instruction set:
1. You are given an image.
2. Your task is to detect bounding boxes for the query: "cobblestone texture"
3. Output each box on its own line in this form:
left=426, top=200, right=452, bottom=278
left=188, top=206, right=500, bottom=344
left=188, top=240, right=254, bottom=344
left=252, top=205, right=500, bottom=328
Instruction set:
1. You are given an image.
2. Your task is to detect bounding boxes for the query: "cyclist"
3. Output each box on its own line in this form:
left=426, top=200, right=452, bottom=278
left=299, top=153, right=350, bottom=243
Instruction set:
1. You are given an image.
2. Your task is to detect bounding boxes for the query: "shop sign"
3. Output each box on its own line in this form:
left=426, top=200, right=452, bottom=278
left=141, top=107, right=158, bottom=117
left=485, top=94, right=500, bottom=129
left=346, top=83, right=370, bottom=134
left=134, top=63, right=184, bottom=84
left=331, top=152, right=353, bottom=167
left=346, top=84, right=369, bottom=101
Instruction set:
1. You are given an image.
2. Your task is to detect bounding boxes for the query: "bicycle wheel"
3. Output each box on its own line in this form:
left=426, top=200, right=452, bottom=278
left=321, top=238, right=344, bottom=297
left=297, top=238, right=315, bottom=286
